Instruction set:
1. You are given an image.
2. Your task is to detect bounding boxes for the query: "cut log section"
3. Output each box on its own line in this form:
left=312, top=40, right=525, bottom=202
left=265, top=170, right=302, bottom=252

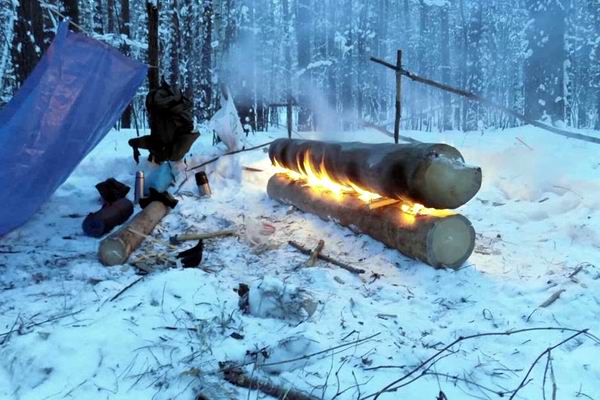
left=268, top=174, right=475, bottom=268
left=269, top=138, right=482, bottom=209
left=99, top=201, right=169, bottom=266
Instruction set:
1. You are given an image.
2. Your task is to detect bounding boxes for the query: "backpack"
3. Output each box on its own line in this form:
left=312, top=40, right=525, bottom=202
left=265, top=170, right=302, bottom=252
left=128, top=80, right=199, bottom=163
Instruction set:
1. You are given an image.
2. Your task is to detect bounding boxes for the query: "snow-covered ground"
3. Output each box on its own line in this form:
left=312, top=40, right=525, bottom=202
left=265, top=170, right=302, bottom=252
left=1, top=125, right=599, bottom=400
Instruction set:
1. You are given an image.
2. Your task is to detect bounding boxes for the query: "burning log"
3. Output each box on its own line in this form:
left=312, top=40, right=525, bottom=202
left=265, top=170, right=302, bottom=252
left=269, top=139, right=481, bottom=209
left=268, top=174, right=475, bottom=268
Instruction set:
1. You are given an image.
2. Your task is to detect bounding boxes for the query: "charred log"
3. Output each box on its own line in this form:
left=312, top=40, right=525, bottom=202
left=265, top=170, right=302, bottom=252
left=268, top=174, right=475, bottom=268
left=269, top=139, right=481, bottom=209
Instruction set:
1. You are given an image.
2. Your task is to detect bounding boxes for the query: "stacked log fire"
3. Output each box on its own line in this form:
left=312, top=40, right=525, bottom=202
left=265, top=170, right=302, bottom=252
left=267, top=139, right=482, bottom=269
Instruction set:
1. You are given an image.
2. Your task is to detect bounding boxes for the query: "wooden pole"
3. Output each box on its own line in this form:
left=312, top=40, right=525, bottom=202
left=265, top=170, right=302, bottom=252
left=394, top=50, right=402, bottom=144
left=369, top=55, right=600, bottom=146
left=146, top=1, right=160, bottom=91
left=287, top=95, right=293, bottom=139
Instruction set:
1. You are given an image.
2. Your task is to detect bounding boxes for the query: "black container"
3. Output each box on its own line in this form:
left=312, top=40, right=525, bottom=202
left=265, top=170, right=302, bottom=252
left=82, top=198, right=134, bottom=238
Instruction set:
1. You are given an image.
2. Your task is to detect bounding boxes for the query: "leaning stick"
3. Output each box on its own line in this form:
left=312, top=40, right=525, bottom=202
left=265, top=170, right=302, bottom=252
left=306, top=240, right=325, bottom=266
left=289, top=240, right=365, bottom=274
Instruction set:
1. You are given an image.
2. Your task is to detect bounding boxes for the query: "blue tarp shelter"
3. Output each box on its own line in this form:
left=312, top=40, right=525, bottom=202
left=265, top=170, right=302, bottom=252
left=0, top=21, right=147, bottom=236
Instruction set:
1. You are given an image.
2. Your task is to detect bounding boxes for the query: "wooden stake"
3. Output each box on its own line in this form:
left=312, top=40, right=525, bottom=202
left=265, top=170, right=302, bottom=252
left=394, top=50, right=402, bottom=144
left=287, top=95, right=293, bottom=139
left=306, top=240, right=324, bottom=266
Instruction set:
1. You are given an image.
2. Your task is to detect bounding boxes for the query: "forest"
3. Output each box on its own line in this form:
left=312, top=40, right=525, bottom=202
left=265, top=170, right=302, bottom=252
left=1, top=0, right=600, bottom=132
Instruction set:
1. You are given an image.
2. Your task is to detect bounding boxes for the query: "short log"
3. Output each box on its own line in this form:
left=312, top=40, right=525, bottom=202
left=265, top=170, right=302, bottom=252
left=269, top=138, right=482, bottom=209
left=268, top=174, right=475, bottom=268
left=99, top=201, right=169, bottom=266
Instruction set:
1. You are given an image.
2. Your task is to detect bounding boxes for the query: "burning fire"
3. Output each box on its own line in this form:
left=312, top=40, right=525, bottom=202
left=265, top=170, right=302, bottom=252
left=273, top=150, right=454, bottom=218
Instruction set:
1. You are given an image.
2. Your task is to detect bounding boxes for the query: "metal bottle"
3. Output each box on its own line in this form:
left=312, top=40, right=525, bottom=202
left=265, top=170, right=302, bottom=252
left=134, top=171, right=145, bottom=204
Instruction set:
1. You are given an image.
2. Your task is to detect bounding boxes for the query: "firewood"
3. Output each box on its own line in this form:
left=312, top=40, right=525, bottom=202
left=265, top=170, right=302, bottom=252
left=270, top=174, right=475, bottom=268
left=305, top=239, right=324, bottom=266
left=170, top=229, right=236, bottom=244
left=269, top=139, right=482, bottom=209
left=98, top=201, right=169, bottom=266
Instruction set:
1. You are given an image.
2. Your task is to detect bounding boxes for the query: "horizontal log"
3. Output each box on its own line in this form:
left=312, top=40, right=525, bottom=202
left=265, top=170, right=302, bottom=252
left=99, top=201, right=169, bottom=266
left=269, top=139, right=481, bottom=209
left=268, top=174, right=475, bottom=268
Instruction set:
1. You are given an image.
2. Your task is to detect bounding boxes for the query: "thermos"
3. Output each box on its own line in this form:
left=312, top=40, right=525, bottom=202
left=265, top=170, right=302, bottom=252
left=135, top=171, right=145, bottom=204
left=82, top=198, right=134, bottom=238
left=195, top=171, right=212, bottom=197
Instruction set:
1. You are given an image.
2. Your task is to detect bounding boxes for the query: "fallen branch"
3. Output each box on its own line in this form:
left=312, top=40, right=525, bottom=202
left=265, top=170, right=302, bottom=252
left=221, top=363, right=318, bottom=400
left=0, top=309, right=82, bottom=340
left=364, top=327, right=596, bottom=400
left=509, top=330, right=587, bottom=400
left=225, top=332, right=381, bottom=373
left=289, top=240, right=365, bottom=274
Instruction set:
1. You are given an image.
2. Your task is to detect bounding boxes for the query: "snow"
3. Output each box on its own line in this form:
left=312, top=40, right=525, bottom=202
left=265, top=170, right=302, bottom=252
left=1, top=125, right=599, bottom=399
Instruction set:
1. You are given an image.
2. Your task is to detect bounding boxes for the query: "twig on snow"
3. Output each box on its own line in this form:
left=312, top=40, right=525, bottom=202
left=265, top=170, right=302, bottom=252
left=364, top=327, right=595, bottom=400
left=539, top=289, right=566, bottom=308
left=508, top=330, right=586, bottom=400
left=289, top=241, right=365, bottom=274
left=110, top=276, right=145, bottom=302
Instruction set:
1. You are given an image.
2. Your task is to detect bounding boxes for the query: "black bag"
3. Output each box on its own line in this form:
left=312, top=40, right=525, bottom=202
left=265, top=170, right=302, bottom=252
left=129, top=80, right=199, bottom=163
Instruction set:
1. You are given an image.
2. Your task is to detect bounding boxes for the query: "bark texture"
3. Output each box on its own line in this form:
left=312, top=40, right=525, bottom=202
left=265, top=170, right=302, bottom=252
left=99, top=201, right=169, bottom=266
left=269, top=139, right=481, bottom=209
left=268, top=174, right=475, bottom=268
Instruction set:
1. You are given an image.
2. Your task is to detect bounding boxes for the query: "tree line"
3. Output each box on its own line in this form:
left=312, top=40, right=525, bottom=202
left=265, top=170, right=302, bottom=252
left=1, top=0, right=599, bottom=132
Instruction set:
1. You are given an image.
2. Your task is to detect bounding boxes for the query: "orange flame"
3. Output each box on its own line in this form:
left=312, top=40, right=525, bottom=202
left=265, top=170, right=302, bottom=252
left=273, top=150, right=453, bottom=218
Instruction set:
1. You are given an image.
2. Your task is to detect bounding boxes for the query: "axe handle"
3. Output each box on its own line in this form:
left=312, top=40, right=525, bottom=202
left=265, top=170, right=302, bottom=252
left=175, top=230, right=236, bottom=242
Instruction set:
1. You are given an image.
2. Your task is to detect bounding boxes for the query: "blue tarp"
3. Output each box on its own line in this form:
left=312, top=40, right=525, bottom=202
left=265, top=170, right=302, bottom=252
left=0, top=21, right=147, bottom=236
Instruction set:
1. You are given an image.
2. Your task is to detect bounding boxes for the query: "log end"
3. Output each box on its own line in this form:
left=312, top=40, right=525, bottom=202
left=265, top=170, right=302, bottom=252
left=419, top=157, right=482, bottom=209
left=99, top=237, right=130, bottom=266
left=426, top=214, right=475, bottom=268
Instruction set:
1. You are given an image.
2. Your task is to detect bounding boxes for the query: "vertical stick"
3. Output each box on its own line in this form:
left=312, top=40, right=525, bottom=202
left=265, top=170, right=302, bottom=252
left=146, top=1, right=160, bottom=91
left=394, top=50, right=402, bottom=144
left=287, top=96, right=293, bottom=138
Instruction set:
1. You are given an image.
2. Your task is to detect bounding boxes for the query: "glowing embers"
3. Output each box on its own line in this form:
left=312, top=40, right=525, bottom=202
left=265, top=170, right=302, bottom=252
left=272, top=150, right=454, bottom=218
